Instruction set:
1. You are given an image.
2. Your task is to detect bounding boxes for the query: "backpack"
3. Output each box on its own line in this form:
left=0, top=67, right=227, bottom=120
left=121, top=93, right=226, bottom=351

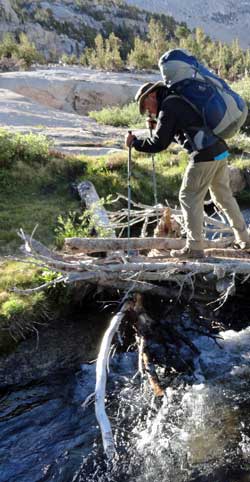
left=158, top=49, right=248, bottom=139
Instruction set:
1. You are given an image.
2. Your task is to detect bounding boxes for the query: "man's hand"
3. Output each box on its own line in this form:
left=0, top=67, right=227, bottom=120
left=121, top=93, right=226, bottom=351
left=125, top=132, right=136, bottom=148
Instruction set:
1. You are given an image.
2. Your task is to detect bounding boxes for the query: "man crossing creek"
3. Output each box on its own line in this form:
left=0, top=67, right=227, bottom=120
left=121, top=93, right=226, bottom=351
left=125, top=49, right=250, bottom=259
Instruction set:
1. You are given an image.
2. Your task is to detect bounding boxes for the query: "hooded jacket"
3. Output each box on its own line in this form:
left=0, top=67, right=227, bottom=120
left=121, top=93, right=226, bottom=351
left=132, top=87, right=228, bottom=163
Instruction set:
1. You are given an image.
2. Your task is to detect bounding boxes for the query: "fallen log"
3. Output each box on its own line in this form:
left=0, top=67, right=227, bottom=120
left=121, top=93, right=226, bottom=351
left=78, top=180, right=116, bottom=238
left=16, top=231, right=250, bottom=303
left=95, top=299, right=132, bottom=459
left=65, top=236, right=233, bottom=253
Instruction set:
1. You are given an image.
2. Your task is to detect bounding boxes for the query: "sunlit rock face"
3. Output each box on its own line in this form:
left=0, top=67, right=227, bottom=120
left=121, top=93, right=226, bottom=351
left=1, top=0, right=249, bottom=61
left=124, top=0, right=250, bottom=48
left=0, top=0, right=148, bottom=60
left=0, top=67, right=160, bottom=114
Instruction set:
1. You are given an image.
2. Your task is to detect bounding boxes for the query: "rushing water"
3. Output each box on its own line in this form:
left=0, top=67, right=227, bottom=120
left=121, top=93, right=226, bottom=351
left=1, top=322, right=250, bottom=482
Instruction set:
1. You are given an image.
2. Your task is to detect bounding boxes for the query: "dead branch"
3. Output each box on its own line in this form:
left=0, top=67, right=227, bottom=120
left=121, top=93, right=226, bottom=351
left=95, top=299, right=132, bottom=459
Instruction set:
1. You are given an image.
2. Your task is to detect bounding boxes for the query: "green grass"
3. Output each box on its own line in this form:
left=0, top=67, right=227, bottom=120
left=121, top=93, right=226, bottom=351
left=89, top=101, right=144, bottom=128
left=0, top=260, right=48, bottom=353
left=231, top=78, right=250, bottom=104
left=0, top=138, right=87, bottom=254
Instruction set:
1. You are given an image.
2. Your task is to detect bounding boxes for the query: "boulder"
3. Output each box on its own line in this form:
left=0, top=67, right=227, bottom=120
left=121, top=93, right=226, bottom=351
left=0, top=88, right=125, bottom=155
left=0, top=67, right=160, bottom=114
left=229, top=165, right=247, bottom=194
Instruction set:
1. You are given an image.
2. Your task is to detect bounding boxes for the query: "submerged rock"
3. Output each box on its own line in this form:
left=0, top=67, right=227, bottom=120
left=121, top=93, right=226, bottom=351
left=0, top=313, right=108, bottom=388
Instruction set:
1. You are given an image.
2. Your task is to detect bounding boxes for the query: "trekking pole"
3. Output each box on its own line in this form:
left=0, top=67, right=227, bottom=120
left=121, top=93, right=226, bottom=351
left=147, top=117, right=159, bottom=224
left=127, top=130, right=132, bottom=256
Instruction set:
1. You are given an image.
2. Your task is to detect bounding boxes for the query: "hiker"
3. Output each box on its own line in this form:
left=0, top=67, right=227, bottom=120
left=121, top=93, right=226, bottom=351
left=125, top=80, right=250, bottom=258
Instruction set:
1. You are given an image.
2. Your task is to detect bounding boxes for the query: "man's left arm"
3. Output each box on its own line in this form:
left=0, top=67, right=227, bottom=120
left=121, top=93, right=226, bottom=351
left=125, top=103, right=177, bottom=154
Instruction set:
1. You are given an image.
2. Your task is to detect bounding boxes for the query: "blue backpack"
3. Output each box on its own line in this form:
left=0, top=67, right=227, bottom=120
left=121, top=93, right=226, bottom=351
left=159, top=49, right=248, bottom=139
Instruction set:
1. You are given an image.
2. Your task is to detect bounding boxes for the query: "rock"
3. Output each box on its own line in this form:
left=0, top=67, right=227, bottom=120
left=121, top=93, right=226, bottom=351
left=25, top=23, right=85, bottom=60
left=0, top=314, right=108, bottom=388
left=124, top=0, right=250, bottom=48
left=0, top=67, right=160, bottom=114
left=0, top=0, right=148, bottom=60
left=0, top=0, right=19, bottom=24
left=0, top=88, right=125, bottom=155
left=229, top=165, right=247, bottom=194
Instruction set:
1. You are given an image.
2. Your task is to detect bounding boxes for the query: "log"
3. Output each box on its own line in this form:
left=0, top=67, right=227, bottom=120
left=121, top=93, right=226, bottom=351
left=65, top=236, right=232, bottom=253
left=95, top=300, right=132, bottom=459
left=78, top=181, right=116, bottom=238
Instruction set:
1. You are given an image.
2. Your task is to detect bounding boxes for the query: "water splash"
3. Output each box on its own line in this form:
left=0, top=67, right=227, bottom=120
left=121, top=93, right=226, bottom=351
left=1, top=327, right=250, bottom=481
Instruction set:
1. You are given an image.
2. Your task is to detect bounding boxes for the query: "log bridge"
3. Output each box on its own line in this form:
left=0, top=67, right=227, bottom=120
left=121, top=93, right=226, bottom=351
left=16, top=181, right=250, bottom=458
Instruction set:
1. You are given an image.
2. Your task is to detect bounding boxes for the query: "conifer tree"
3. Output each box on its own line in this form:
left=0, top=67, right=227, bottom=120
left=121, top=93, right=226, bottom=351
left=104, top=33, right=123, bottom=70
left=127, top=37, right=152, bottom=70
left=0, top=33, right=18, bottom=58
left=81, top=32, right=123, bottom=70
left=16, top=33, right=43, bottom=67
left=147, top=19, right=168, bottom=66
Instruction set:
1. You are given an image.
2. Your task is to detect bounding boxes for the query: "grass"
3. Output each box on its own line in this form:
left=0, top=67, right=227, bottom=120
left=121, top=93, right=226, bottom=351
left=0, top=129, right=88, bottom=353
left=0, top=130, right=189, bottom=353
left=89, top=101, right=144, bottom=128
left=231, top=77, right=250, bottom=104
left=0, top=260, right=47, bottom=353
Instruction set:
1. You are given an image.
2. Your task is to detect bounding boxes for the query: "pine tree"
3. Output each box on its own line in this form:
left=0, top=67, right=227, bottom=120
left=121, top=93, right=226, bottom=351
left=147, top=19, right=168, bottom=66
left=104, top=33, right=123, bottom=70
left=0, top=33, right=18, bottom=58
left=127, top=37, right=152, bottom=70
left=16, top=33, right=43, bottom=67
left=82, top=33, right=123, bottom=70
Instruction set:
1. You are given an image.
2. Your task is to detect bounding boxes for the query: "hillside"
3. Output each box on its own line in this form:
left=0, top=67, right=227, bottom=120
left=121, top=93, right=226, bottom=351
left=0, top=0, right=178, bottom=60
left=124, top=0, right=250, bottom=48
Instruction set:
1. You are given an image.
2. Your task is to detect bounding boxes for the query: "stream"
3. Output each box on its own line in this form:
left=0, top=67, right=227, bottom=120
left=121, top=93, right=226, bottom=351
left=1, top=209, right=250, bottom=482
left=1, top=310, right=250, bottom=482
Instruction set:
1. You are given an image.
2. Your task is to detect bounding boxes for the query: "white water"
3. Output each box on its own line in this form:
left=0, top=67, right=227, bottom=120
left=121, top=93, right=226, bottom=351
left=127, top=328, right=250, bottom=480
left=1, top=325, right=250, bottom=481
left=80, top=326, right=250, bottom=481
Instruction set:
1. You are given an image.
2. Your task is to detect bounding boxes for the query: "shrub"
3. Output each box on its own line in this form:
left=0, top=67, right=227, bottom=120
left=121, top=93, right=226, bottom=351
left=0, top=129, right=52, bottom=168
left=231, top=78, right=250, bottom=134
left=0, top=33, right=18, bottom=58
left=89, top=102, right=143, bottom=128
left=55, top=201, right=114, bottom=248
left=15, top=32, right=44, bottom=67
left=83, top=32, right=123, bottom=70
left=60, top=53, right=78, bottom=65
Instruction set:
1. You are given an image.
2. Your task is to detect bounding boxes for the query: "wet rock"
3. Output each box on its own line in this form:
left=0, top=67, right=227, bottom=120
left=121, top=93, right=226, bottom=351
left=0, top=314, right=108, bottom=388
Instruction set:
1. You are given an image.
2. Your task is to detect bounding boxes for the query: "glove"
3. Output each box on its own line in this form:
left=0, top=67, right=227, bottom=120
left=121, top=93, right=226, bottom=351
left=125, top=132, right=136, bottom=148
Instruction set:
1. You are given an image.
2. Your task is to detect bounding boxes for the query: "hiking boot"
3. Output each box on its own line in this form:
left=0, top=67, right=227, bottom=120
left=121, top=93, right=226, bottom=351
left=170, top=246, right=204, bottom=259
left=233, top=241, right=250, bottom=250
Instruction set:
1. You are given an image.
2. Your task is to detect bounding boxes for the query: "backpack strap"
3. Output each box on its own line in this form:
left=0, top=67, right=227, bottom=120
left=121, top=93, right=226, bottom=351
left=167, top=90, right=217, bottom=134
left=166, top=94, right=218, bottom=151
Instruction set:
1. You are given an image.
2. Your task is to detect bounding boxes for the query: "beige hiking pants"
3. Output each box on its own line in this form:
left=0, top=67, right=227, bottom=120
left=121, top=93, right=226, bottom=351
left=179, top=159, right=249, bottom=249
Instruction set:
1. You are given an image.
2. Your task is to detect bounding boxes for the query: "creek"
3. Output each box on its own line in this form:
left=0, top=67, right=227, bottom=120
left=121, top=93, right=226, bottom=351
left=1, top=307, right=250, bottom=482
left=1, top=207, right=250, bottom=482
